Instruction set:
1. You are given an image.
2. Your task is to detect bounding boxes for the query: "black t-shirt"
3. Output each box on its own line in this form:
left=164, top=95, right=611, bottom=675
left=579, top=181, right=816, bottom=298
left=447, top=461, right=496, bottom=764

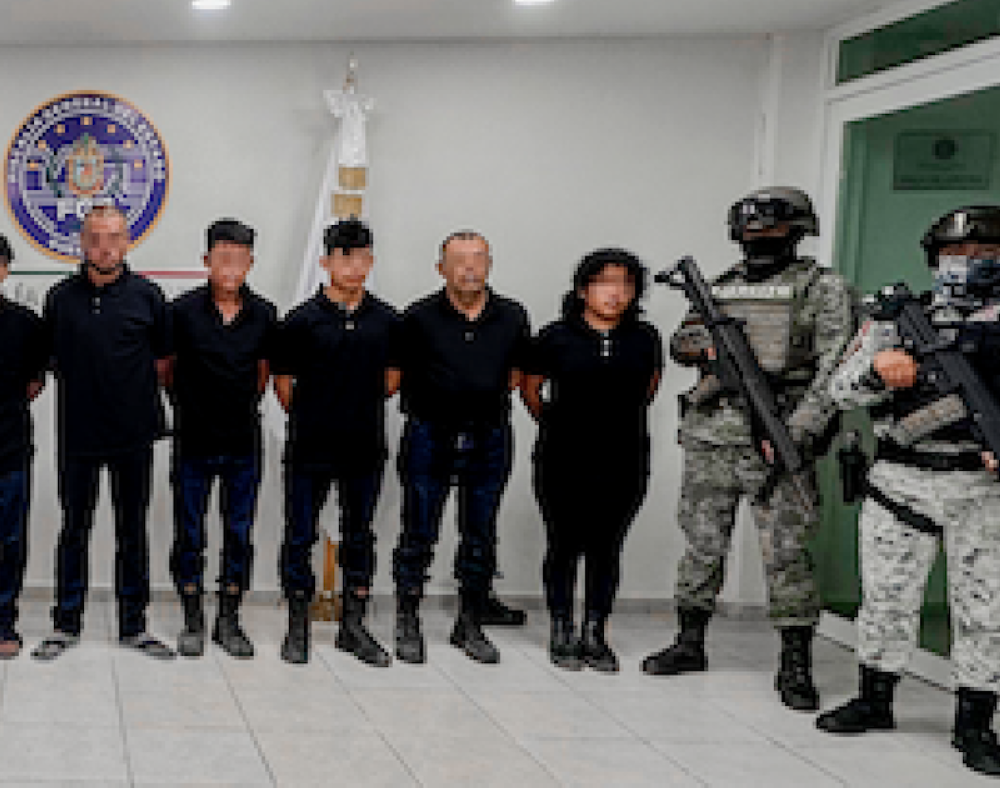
left=170, top=284, right=277, bottom=458
left=0, top=298, right=47, bottom=474
left=272, top=289, right=400, bottom=471
left=527, top=315, right=663, bottom=462
left=395, top=288, right=531, bottom=428
left=44, top=266, right=171, bottom=457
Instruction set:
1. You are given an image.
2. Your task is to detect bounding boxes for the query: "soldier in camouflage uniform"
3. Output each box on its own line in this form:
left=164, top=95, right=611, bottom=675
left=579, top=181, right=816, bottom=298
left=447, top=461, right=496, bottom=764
left=816, top=206, right=1000, bottom=778
left=642, top=187, right=853, bottom=712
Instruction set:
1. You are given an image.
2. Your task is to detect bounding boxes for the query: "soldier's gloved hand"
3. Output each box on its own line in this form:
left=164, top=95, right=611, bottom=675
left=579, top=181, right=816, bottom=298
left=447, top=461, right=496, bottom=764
left=984, top=451, right=999, bottom=473
left=873, top=349, right=918, bottom=389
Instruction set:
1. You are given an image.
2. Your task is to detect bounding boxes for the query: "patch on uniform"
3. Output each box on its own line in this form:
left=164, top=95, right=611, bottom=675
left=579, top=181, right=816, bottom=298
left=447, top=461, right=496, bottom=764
left=5, top=91, right=170, bottom=263
left=712, top=284, right=795, bottom=301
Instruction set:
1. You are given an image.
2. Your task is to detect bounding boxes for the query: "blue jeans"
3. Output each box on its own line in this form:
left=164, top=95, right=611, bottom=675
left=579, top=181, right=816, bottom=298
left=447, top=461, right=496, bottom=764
left=280, top=464, right=384, bottom=598
left=392, top=418, right=513, bottom=596
left=170, top=453, right=262, bottom=595
left=0, top=465, right=29, bottom=639
left=55, top=446, right=153, bottom=638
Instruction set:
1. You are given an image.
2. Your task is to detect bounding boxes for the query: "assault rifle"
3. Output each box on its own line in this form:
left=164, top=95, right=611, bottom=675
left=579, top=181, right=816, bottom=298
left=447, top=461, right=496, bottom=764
left=869, top=283, right=1000, bottom=467
left=656, top=256, right=814, bottom=510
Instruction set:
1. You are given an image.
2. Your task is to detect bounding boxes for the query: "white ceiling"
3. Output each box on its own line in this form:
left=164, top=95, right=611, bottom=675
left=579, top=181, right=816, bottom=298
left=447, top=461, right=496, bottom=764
left=0, top=0, right=893, bottom=44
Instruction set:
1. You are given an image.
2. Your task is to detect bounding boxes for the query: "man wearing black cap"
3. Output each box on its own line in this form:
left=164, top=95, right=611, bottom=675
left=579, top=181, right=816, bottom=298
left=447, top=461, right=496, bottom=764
left=0, top=234, right=47, bottom=660
left=33, top=205, right=174, bottom=661
left=273, top=218, right=400, bottom=666
left=166, top=219, right=277, bottom=659
left=392, top=230, right=531, bottom=665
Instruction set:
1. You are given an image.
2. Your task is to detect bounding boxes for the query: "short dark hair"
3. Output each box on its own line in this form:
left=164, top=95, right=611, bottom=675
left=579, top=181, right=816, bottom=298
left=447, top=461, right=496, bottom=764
left=561, top=248, right=648, bottom=322
left=0, top=234, right=13, bottom=266
left=324, top=218, right=373, bottom=256
left=440, top=230, right=490, bottom=260
left=207, top=218, right=255, bottom=252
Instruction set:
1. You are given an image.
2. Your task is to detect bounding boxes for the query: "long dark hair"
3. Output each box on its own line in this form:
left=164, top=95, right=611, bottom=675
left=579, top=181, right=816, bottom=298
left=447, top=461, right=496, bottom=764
left=561, top=248, right=648, bottom=323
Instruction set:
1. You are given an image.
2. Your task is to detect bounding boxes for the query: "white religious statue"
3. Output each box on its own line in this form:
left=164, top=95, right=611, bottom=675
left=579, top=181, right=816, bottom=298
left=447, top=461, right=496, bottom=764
left=325, top=56, right=376, bottom=169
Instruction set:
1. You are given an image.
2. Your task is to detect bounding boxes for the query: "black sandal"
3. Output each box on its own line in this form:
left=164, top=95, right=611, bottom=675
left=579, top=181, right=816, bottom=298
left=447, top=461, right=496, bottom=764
left=119, top=633, right=176, bottom=660
left=31, top=632, right=79, bottom=661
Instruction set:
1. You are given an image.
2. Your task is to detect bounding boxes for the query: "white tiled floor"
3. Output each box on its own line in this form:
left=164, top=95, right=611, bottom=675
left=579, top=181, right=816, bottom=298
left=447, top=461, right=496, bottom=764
left=1, top=597, right=995, bottom=787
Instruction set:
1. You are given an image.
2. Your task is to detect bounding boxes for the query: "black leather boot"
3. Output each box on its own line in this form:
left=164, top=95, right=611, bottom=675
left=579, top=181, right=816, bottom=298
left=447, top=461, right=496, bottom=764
left=280, top=592, right=310, bottom=665
left=776, top=626, right=819, bottom=711
left=177, top=591, right=205, bottom=658
left=395, top=592, right=426, bottom=665
left=213, top=587, right=254, bottom=659
left=449, top=590, right=500, bottom=664
left=581, top=615, right=618, bottom=673
left=641, top=607, right=709, bottom=676
left=549, top=615, right=583, bottom=671
left=480, top=593, right=527, bottom=627
left=953, top=687, right=1000, bottom=776
left=816, top=665, right=898, bottom=734
left=336, top=589, right=391, bottom=668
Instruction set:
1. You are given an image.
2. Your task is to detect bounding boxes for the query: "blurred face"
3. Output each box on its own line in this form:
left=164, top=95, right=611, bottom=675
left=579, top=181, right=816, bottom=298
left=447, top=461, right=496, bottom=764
left=438, top=236, right=491, bottom=298
left=204, top=241, right=253, bottom=297
left=0, top=260, right=8, bottom=287
left=81, top=211, right=129, bottom=274
left=322, top=246, right=374, bottom=294
left=581, top=264, right=635, bottom=325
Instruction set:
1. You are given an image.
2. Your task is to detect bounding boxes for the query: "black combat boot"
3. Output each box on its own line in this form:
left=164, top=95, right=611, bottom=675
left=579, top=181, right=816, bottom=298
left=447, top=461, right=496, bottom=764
left=815, top=664, right=898, bottom=734
left=776, top=626, right=819, bottom=711
left=213, top=587, right=254, bottom=659
left=336, top=589, right=391, bottom=668
left=641, top=607, right=709, bottom=676
left=549, top=615, right=583, bottom=671
left=480, top=593, right=527, bottom=627
left=280, top=592, right=310, bottom=665
left=953, top=688, right=1000, bottom=776
left=177, top=591, right=205, bottom=658
left=450, top=590, right=500, bottom=664
left=580, top=614, right=618, bottom=673
left=395, top=592, right=426, bottom=665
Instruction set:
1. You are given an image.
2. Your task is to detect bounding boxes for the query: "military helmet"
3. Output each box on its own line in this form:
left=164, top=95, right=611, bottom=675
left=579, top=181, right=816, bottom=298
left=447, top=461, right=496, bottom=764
left=728, top=187, right=819, bottom=242
left=921, top=206, right=1000, bottom=267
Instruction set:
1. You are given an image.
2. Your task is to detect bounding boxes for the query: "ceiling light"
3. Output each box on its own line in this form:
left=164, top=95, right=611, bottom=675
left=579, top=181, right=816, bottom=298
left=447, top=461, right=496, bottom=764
left=192, top=0, right=231, bottom=10
left=514, top=0, right=557, bottom=5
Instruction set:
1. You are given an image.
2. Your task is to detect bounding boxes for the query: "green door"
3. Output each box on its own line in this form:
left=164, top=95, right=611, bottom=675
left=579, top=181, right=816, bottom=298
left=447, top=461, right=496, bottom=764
left=817, top=83, right=1000, bottom=655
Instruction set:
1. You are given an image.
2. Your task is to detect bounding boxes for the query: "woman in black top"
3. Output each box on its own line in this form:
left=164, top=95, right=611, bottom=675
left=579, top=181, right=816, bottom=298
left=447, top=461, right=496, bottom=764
left=522, top=249, right=662, bottom=672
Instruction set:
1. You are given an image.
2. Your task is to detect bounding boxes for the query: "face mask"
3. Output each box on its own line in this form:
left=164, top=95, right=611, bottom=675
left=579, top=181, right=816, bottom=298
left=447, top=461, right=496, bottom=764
left=740, top=235, right=796, bottom=266
left=934, top=254, right=1000, bottom=304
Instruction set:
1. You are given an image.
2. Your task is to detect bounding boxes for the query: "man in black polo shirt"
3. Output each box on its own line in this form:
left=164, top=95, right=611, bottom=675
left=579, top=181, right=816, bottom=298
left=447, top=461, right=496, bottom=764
left=166, top=219, right=276, bottom=659
left=33, top=205, right=174, bottom=661
left=273, top=218, right=400, bottom=666
left=392, top=230, right=530, bottom=665
left=0, top=235, right=47, bottom=660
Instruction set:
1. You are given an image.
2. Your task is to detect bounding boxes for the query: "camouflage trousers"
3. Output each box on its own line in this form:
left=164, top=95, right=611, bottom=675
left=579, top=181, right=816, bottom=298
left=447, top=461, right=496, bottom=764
left=675, top=443, right=821, bottom=628
left=858, top=461, right=1000, bottom=691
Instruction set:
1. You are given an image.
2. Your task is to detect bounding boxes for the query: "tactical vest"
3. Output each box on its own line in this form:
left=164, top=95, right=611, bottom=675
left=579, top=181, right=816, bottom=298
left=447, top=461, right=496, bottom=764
left=710, top=257, right=823, bottom=382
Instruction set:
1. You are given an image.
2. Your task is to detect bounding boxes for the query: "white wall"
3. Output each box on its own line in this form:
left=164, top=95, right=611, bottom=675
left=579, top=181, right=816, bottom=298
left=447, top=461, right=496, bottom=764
left=0, top=35, right=827, bottom=605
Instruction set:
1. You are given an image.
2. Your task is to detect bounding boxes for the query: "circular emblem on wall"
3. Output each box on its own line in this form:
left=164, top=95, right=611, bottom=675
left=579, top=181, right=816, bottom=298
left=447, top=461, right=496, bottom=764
left=4, top=91, right=169, bottom=263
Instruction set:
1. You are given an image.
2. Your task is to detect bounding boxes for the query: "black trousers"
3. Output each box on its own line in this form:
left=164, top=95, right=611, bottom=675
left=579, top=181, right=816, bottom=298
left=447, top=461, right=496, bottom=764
left=54, top=445, right=153, bottom=638
left=533, top=449, right=649, bottom=620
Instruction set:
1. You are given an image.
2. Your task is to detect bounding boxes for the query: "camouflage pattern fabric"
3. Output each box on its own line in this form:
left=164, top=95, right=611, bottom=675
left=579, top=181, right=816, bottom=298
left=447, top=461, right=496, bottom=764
left=669, top=258, right=852, bottom=628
